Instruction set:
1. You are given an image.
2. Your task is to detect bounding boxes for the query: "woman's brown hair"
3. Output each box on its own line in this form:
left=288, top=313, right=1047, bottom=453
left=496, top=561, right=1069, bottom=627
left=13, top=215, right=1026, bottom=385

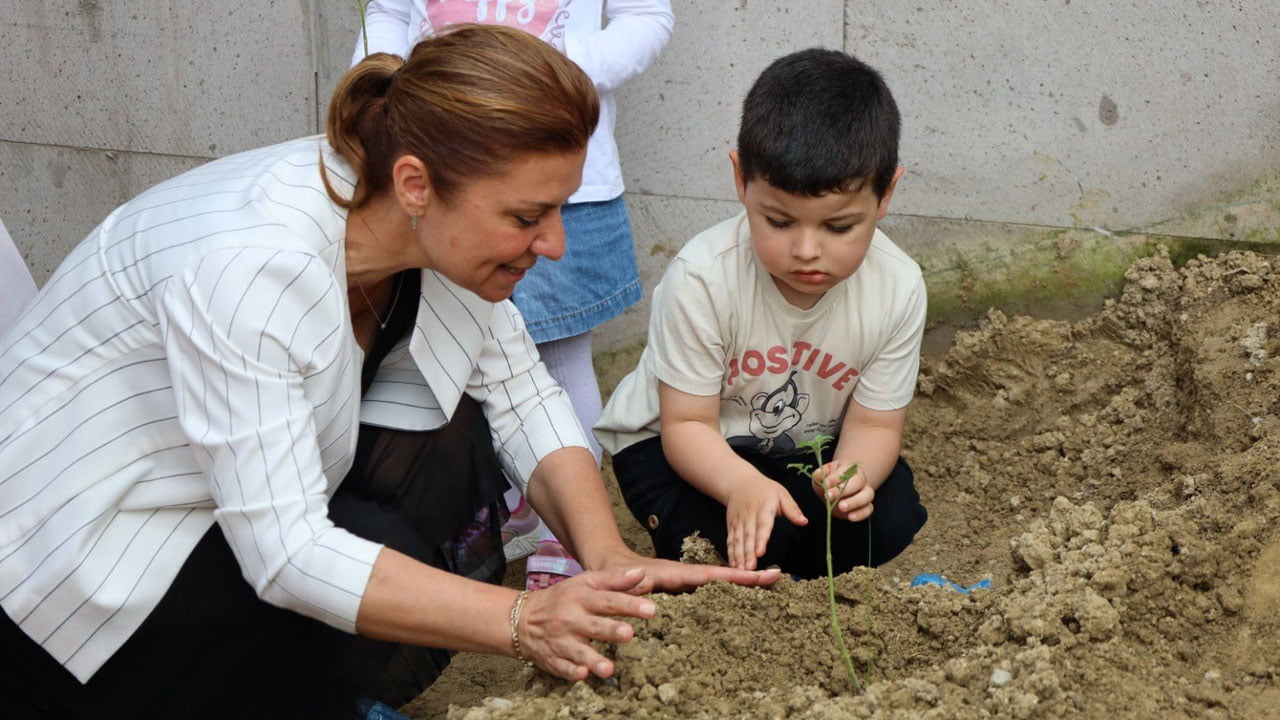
left=323, top=24, right=600, bottom=209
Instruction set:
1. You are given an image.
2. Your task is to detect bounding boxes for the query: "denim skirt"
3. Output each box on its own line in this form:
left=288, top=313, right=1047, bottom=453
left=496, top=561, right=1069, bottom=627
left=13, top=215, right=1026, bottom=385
left=511, top=195, right=641, bottom=343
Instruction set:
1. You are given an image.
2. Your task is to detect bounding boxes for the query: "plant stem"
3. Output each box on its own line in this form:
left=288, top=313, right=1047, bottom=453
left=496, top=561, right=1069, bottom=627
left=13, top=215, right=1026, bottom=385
left=825, top=494, right=862, bottom=692
left=794, top=436, right=864, bottom=694
left=356, top=0, right=370, bottom=57
left=865, top=520, right=873, bottom=683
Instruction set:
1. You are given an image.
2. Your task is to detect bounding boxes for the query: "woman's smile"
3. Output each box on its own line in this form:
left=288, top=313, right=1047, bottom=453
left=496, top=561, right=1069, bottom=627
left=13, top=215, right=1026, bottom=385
left=502, top=262, right=532, bottom=279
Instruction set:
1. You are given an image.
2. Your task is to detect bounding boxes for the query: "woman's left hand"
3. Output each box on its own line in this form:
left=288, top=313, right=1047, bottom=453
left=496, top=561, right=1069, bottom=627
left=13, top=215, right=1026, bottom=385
left=591, top=547, right=782, bottom=594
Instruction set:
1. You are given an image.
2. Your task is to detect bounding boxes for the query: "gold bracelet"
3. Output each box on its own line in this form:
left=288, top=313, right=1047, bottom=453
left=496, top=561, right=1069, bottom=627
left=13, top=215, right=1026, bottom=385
left=509, top=589, right=532, bottom=667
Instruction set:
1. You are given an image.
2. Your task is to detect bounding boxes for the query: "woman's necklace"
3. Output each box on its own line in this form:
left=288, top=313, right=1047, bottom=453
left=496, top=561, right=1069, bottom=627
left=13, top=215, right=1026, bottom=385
left=352, top=273, right=401, bottom=330
left=350, top=210, right=405, bottom=330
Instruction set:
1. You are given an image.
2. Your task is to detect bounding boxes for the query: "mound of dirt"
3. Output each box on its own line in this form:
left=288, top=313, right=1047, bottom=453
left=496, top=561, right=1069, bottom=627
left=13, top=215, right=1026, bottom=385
left=430, top=247, right=1280, bottom=719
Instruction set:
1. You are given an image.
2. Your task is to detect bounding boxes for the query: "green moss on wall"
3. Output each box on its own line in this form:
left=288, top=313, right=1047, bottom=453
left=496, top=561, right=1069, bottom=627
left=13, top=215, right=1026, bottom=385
left=920, top=174, right=1280, bottom=334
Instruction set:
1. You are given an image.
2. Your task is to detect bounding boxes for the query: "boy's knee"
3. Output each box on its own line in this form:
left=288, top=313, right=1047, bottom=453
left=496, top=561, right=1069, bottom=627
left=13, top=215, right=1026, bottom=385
left=755, top=520, right=805, bottom=572
left=866, top=500, right=927, bottom=566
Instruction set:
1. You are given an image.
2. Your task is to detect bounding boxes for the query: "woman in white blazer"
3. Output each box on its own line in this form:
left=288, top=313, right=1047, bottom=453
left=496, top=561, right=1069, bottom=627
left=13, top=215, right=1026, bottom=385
left=0, top=25, right=778, bottom=719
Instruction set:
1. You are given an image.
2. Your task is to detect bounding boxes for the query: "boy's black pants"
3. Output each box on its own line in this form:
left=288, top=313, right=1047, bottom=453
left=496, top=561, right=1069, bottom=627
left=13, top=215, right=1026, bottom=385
left=612, top=436, right=927, bottom=579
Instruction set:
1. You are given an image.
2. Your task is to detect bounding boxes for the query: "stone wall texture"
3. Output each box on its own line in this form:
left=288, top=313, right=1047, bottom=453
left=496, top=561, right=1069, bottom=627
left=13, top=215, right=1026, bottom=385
left=3, top=1, right=1277, bottom=348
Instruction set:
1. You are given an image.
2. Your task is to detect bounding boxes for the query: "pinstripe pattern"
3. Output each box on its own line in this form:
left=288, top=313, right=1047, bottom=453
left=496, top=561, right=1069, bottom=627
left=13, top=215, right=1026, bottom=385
left=0, top=136, right=587, bottom=683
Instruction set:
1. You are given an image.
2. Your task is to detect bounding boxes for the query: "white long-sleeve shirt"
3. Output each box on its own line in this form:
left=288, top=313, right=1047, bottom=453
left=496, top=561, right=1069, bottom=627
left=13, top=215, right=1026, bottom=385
left=351, top=0, right=674, bottom=203
left=0, top=135, right=587, bottom=682
left=0, top=219, right=36, bottom=335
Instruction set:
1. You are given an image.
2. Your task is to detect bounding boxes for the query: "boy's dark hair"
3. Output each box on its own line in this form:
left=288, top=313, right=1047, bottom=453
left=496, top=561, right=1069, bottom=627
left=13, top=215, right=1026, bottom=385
left=737, top=48, right=900, bottom=198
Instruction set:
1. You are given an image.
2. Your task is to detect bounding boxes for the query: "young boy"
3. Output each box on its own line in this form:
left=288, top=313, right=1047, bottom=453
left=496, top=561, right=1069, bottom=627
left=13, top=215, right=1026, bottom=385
left=594, top=48, right=928, bottom=578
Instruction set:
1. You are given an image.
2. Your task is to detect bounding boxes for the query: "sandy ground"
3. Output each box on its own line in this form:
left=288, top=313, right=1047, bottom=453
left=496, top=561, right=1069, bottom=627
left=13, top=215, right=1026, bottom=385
left=402, top=247, right=1280, bottom=719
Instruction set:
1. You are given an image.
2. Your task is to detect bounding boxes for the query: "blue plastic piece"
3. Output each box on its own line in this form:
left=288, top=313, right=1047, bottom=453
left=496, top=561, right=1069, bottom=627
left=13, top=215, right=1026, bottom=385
left=910, top=573, right=992, bottom=594
left=357, top=698, right=412, bottom=720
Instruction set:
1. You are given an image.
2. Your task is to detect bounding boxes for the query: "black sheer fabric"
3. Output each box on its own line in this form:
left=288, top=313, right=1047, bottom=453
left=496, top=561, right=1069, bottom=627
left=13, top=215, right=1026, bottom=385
left=353, top=268, right=510, bottom=576
left=342, top=270, right=513, bottom=704
left=331, top=398, right=512, bottom=709
left=345, top=402, right=510, bottom=564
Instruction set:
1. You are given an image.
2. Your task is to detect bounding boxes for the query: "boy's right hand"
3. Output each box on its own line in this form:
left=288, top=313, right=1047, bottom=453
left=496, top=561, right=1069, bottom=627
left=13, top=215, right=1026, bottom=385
left=724, top=475, right=808, bottom=570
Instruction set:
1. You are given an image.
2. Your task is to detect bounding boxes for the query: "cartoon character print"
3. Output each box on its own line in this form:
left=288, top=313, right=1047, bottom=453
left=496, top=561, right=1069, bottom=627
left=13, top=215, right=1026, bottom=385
left=726, top=372, right=810, bottom=454
left=417, top=0, right=573, bottom=51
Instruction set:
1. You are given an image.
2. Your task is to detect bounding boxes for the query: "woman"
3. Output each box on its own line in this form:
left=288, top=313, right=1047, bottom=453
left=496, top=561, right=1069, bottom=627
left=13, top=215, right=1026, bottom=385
left=352, top=0, right=676, bottom=589
left=0, top=25, right=777, bottom=719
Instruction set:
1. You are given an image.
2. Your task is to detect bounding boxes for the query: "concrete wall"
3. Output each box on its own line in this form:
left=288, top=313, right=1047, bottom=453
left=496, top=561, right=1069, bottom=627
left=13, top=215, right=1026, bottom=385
left=3, top=1, right=1277, bottom=349
left=0, top=1, right=352, bottom=280
left=603, top=0, right=1280, bottom=350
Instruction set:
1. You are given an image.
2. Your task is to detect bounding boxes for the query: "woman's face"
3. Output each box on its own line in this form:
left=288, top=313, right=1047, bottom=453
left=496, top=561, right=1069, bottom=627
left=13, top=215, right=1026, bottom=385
left=417, top=150, right=586, bottom=302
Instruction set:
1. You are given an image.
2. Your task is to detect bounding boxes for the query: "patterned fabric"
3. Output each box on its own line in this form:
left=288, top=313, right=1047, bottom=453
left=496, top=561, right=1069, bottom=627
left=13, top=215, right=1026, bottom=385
left=511, top=196, right=640, bottom=341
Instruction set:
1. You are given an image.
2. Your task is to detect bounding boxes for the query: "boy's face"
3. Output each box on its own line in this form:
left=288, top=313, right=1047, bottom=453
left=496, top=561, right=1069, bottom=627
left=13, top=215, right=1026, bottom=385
left=731, top=151, right=902, bottom=310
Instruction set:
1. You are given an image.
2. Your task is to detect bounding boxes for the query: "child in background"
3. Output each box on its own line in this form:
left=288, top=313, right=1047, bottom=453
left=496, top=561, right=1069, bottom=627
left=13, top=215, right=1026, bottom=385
left=595, top=48, right=929, bottom=578
left=352, top=0, right=674, bottom=589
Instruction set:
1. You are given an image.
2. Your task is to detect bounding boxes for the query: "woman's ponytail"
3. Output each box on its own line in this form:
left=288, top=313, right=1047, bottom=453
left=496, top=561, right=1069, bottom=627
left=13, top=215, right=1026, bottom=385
left=322, top=52, right=404, bottom=210
left=322, top=25, right=599, bottom=211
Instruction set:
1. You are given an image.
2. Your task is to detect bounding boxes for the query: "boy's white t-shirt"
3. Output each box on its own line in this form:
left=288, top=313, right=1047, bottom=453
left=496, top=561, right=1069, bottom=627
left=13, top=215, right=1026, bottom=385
left=595, top=211, right=926, bottom=456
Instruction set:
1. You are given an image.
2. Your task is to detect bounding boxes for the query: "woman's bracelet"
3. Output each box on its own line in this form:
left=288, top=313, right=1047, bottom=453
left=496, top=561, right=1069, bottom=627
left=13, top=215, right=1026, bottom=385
left=509, top=589, right=532, bottom=667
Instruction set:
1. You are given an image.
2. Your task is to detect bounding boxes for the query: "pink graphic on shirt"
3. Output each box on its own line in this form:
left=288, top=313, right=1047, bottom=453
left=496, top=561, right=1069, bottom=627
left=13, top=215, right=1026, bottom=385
left=725, top=340, right=861, bottom=391
left=419, top=0, right=573, bottom=50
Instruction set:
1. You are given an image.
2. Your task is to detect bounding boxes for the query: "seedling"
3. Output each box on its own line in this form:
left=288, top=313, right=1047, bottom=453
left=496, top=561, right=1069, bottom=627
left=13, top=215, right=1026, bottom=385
left=356, top=0, right=370, bottom=57
left=788, top=435, right=864, bottom=693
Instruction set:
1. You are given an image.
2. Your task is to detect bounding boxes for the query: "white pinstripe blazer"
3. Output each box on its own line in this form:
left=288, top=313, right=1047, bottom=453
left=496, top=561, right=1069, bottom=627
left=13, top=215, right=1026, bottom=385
left=0, top=136, right=587, bottom=682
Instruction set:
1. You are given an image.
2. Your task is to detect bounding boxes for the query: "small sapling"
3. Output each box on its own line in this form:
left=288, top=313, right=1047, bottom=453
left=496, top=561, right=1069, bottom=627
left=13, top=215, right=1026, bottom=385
left=788, top=434, right=864, bottom=693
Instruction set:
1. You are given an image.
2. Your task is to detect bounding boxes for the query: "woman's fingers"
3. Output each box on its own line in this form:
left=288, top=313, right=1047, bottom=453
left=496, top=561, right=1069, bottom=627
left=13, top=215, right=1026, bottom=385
left=700, top=565, right=781, bottom=586
left=536, top=633, right=609, bottom=680
left=576, top=612, right=636, bottom=644
left=577, top=586, right=655, bottom=624
left=583, top=566, right=649, bottom=594
left=626, top=557, right=781, bottom=591
left=543, top=630, right=617, bottom=679
left=544, top=656, right=592, bottom=681
left=519, top=572, right=659, bottom=680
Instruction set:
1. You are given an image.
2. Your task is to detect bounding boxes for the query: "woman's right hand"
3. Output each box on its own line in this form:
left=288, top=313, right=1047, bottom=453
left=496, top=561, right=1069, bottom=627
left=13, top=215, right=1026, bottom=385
left=516, top=567, right=656, bottom=680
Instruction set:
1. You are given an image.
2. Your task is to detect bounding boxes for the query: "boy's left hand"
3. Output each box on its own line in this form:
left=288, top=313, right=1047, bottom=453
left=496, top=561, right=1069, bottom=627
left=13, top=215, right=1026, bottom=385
left=813, top=462, right=875, bottom=522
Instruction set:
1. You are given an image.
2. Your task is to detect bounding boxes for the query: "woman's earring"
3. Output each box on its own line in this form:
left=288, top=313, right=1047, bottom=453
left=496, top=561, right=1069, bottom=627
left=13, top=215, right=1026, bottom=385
left=409, top=212, right=419, bottom=231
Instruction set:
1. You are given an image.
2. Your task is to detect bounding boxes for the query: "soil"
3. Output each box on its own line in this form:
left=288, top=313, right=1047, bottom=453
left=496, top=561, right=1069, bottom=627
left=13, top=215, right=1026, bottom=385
left=404, top=247, right=1280, bottom=719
